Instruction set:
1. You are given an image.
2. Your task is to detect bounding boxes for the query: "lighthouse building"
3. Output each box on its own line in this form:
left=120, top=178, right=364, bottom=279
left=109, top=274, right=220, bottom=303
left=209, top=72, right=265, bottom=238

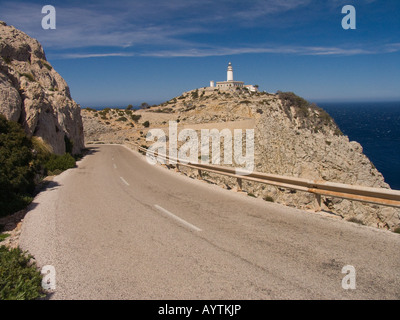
left=215, top=62, right=245, bottom=90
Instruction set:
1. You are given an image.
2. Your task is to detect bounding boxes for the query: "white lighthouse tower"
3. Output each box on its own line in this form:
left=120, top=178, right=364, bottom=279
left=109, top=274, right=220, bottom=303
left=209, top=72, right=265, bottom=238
left=227, top=62, right=233, bottom=81
left=214, top=62, right=244, bottom=90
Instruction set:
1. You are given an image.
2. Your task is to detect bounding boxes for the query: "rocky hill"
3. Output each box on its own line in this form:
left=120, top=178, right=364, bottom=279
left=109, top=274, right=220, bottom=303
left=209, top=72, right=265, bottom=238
left=82, top=88, right=399, bottom=230
left=0, top=21, right=84, bottom=155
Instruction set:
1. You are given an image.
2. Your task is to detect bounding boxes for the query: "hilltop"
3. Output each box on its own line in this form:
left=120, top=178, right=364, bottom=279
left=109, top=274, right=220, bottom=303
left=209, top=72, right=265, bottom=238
left=81, top=87, right=400, bottom=230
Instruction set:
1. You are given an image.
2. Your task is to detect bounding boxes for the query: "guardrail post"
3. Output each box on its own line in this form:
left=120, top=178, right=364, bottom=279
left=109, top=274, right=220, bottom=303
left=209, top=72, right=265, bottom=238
left=314, top=194, right=322, bottom=212
left=237, top=178, right=242, bottom=191
left=198, top=169, right=202, bottom=180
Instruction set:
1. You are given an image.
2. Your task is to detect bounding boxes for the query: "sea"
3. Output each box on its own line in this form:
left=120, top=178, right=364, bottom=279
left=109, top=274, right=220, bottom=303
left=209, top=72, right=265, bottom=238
left=83, top=101, right=400, bottom=190
left=319, top=101, right=400, bottom=190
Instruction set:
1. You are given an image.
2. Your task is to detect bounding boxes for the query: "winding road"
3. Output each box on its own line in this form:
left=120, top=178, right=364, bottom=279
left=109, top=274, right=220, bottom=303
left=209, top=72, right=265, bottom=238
left=19, top=144, right=400, bottom=299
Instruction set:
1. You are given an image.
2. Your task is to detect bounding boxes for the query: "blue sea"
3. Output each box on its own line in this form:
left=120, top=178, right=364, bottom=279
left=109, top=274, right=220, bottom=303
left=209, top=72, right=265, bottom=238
left=319, top=101, right=400, bottom=190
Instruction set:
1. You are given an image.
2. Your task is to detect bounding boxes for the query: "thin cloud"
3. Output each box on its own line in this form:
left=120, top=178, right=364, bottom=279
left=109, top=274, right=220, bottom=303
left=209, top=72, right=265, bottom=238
left=53, top=43, right=399, bottom=59
left=60, top=52, right=136, bottom=59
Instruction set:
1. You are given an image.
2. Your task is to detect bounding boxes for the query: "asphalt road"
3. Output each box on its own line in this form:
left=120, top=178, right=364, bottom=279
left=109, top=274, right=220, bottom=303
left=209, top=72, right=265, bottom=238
left=19, top=144, right=400, bottom=299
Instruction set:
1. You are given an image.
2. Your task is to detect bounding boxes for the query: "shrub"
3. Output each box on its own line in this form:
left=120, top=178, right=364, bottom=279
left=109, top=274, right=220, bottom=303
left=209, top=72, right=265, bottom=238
left=131, top=114, right=142, bottom=122
left=347, top=217, right=364, bottom=225
left=0, top=246, right=44, bottom=300
left=42, top=61, right=52, bottom=71
left=45, top=153, right=76, bottom=173
left=20, top=73, right=35, bottom=82
left=263, top=196, right=274, bottom=202
left=2, top=56, right=11, bottom=64
left=116, top=116, right=128, bottom=122
left=142, top=121, right=150, bottom=128
left=0, top=115, right=35, bottom=217
left=0, top=234, right=10, bottom=242
left=191, top=90, right=199, bottom=99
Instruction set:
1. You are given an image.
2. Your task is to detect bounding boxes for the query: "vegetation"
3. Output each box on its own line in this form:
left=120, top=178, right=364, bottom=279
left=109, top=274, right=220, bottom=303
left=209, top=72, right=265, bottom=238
left=116, top=116, right=128, bottom=122
left=277, top=91, right=342, bottom=135
left=347, top=217, right=365, bottom=225
left=240, top=100, right=251, bottom=104
left=1, top=56, right=11, bottom=64
left=0, top=115, right=76, bottom=217
left=45, top=153, right=76, bottom=175
left=42, top=61, right=52, bottom=71
left=142, top=121, right=150, bottom=128
left=131, top=114, right=142, bottom=122
left=0, top=234, right=10, bottom=242
left=20, top=73, right=35, bottom=82
left=263, top=196, right=274, bottom=202
left=0, top=246, right=44, bottom=300
left=191, top=89, right=199, bottom=99
left=0, top=115, right=35, bottom=216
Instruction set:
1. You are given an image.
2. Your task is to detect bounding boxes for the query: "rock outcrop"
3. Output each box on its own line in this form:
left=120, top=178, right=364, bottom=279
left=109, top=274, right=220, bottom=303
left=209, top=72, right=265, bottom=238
left=0, top=21, right=84, bottom=154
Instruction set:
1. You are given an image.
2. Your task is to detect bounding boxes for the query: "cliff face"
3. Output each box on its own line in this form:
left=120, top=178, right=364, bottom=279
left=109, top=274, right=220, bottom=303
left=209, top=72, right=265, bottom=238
left=0, top=21, right=84, bottom=155
left=81, top=81, right=399, bottom=231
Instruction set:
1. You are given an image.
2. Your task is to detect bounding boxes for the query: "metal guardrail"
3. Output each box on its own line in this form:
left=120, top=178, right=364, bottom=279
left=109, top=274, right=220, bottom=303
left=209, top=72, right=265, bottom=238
left=128, top=142, right=400, bottom=211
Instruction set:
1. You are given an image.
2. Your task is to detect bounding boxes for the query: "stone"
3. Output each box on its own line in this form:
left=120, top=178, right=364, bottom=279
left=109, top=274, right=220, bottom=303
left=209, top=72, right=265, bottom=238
left=0, top=22, right=84, bottom=155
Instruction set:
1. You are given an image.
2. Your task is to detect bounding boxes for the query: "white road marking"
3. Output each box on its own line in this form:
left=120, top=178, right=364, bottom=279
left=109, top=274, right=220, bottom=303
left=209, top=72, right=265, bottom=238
left=154, top=205, right=202, bottom=232
left=120, top=177, right=129, bottom=186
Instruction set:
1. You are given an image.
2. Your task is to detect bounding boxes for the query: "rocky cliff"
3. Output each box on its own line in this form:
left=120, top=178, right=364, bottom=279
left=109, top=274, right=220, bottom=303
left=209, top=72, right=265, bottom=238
left=0, top=21, right=84, bottom=155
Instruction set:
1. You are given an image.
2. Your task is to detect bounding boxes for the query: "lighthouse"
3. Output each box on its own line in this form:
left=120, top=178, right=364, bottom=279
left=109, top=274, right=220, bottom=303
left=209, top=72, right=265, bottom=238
left=227, top=62, right=233, bottom=81
left=215, top=62, right=244, bottom=90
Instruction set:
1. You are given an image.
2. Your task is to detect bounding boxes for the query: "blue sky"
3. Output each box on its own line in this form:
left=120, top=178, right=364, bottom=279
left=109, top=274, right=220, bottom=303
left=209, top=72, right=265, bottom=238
left=1, top=0, right=399, bottom=107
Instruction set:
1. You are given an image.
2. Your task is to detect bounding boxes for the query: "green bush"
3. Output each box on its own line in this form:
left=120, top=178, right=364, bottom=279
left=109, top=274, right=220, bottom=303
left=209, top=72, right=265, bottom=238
left=0, top=115, right=35, bottom=217
left=0, top=246, right=44, bottom=300
left=131, top=114, right=142, bottom=122
left=116, top=116, right=128, bottom=122
left=142, top=121, right=150, bottom=128
left=45, top=153, right=76, bottom=173
left=0, top=116, right=78, bottom=217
